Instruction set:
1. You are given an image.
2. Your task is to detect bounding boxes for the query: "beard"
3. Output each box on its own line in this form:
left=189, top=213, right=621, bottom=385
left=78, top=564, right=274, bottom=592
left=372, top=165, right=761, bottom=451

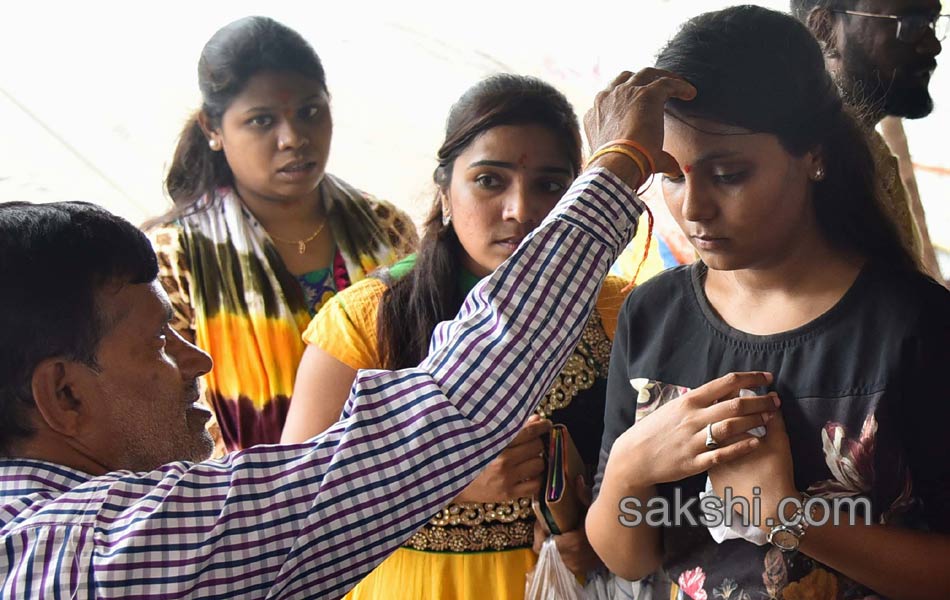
left=838, top=43, right=936, bottom=120
left=105, top=385, right=215, bottom=473
left=883, top=70, right=936, bottom=118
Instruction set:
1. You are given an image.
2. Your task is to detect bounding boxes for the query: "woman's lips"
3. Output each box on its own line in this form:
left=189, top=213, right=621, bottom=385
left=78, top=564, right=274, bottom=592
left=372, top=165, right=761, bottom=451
left=494, top=237, right=525, bottom=252
left=277, top=161, right=318, bottom=181
left=691, top=235, right=729, bottom=251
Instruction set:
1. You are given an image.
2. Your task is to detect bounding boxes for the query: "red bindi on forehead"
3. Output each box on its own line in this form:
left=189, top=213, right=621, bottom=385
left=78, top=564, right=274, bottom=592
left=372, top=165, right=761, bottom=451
left=518, top=153, right=528, bottom=168
left=683, top=164, right=693, bottom=174
left=276, top=89, right=293, bottom=104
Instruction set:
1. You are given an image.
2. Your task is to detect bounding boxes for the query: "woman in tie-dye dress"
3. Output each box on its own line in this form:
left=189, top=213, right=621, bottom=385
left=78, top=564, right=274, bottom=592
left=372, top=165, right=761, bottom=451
left=146, top=16, right=416, bottom=453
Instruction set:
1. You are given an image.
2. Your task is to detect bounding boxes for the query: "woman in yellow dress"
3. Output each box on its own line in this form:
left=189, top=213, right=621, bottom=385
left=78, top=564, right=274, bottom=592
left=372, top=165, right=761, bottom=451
left=282, top=74, right=630, bottom=599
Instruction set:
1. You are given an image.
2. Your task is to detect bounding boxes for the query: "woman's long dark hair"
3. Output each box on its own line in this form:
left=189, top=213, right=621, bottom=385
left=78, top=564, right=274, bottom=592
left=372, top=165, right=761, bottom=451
left=377, top=74, right=582, bottom=369
left=656, top=5, right=916, bottom=273
left=147, top=16, right=327, bottom=227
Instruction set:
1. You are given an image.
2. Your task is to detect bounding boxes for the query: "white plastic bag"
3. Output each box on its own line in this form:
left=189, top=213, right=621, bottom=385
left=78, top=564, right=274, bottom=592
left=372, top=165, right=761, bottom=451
left=525, top=537, right=587, bottom=600
left=585, top=571, right=650, bottom=600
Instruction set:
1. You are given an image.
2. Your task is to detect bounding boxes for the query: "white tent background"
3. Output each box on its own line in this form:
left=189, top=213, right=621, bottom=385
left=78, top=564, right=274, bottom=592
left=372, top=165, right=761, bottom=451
left=2, top=0, right=947, bottom=273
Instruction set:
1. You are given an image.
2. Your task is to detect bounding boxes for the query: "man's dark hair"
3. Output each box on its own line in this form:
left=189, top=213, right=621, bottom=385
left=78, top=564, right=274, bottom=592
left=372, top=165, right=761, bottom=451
left=0, top=201, right=158, bottom=454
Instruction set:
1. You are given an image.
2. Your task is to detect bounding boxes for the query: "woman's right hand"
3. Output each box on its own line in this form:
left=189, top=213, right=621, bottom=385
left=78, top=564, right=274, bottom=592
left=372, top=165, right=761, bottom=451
left=606, top=371, right=779, bottom=488
left=454, top=415, right=552, bottom=503
left=584, top=68, right=696, bottom=180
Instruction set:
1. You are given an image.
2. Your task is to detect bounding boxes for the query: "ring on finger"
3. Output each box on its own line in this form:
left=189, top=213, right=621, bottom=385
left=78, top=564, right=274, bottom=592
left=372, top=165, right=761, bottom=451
left=705, top=422, right=720, bottom=450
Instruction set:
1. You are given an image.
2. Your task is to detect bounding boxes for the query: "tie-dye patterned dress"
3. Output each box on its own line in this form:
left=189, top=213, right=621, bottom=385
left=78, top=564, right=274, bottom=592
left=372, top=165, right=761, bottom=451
left=148, top=173, right=417, bottom=452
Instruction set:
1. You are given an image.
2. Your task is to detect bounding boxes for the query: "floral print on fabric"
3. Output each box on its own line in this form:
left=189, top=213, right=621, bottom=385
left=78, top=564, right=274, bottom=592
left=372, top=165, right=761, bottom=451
left=630, top=377, right=689, bottom=421
left=677, top=567, right=708, bottom=600
left=712, top=578, right=752, bottom=600
left=808, top=414, right=915, bottom=525
left=809, top=415, right=877, bottom=498
left=625, top=378, right=919, bottom=600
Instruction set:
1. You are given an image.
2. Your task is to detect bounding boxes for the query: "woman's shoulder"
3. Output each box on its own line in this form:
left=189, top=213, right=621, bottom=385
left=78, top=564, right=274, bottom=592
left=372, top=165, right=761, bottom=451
left=363, top=194, right=419, bottom=253
left=606, top=265, right=696, bottom=337
left=304, top=277, right=390, bottom=370
left=146, top=222, right=183, bottom=246
left=624, top=264, right=693, bottom=305
left=146, top=222, right=190, bottom=264
left=868, top=266, right=950, bottom=327
left=362, top=193, right=412, bottom=225
left=145, top=191, right=228, bottom=236
left=325, top=175, right=419, bottom=253
left=330, top=276, right=390, bottom=319
left=594, top=269, right=694, bottom=340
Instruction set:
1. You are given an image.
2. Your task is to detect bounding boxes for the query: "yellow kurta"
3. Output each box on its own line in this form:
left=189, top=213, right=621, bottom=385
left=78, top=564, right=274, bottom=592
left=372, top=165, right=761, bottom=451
left=303, top=271, right=629, bottom=600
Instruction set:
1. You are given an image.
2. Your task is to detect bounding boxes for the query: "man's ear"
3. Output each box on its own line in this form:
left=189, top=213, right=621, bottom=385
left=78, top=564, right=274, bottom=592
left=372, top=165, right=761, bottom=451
left=807, top=7, right=841, bottom=59
left=30, top=358, right=87, bottom=437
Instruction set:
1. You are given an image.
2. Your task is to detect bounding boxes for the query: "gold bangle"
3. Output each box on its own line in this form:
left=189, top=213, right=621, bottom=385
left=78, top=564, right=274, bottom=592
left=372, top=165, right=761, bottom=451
left=586, top=146, right=647, bottom=187
left=596, top=139, right=657, bottom=174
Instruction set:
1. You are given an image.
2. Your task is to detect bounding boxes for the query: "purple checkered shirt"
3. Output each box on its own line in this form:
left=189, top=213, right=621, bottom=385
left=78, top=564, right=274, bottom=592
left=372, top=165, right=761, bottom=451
left=0, top=169, right=641, bottom=599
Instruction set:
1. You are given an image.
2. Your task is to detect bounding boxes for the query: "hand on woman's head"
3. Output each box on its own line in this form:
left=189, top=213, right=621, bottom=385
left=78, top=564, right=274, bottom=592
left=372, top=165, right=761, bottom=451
left=584, top=68, right=696, bottom=176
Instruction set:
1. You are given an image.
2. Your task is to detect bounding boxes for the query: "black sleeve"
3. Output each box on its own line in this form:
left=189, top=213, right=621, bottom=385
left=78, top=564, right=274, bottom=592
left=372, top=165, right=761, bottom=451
left=898, top=284, right=950, bottom=533
left=594, top=293, right=639, bottom=498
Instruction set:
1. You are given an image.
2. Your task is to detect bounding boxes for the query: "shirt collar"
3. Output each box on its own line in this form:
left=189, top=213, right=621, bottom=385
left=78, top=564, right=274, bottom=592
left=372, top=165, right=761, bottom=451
left=0, top=459, right=92, bottom=499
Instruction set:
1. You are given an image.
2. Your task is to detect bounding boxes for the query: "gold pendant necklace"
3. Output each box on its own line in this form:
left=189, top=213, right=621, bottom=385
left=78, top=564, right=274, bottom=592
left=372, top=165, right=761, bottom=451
left=269, top=221, right=327, bottom=255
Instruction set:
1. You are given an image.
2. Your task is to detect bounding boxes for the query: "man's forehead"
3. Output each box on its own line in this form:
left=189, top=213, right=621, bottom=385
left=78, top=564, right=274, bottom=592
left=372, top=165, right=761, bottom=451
left=97, top=280, right=168, bottom=332
left=855, top=0, right=942, bottom=15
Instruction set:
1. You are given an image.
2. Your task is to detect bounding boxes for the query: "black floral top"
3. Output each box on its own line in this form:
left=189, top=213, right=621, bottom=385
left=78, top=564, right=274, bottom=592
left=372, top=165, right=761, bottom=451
left=596, top=262, right=950, bottom=599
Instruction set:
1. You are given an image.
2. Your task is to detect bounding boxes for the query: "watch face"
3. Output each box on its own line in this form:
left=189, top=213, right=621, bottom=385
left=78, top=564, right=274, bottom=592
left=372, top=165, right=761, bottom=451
left=770, top=527, right=800, bottom=552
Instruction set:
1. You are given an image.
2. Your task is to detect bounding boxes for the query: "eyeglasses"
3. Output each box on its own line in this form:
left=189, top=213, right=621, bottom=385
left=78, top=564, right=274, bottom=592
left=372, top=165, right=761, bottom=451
left=832, top=9, right=950, bottom=43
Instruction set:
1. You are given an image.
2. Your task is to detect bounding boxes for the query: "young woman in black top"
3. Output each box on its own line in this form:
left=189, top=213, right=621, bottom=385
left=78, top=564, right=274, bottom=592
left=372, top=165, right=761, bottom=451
left=587, top=6, right=950, bottom=599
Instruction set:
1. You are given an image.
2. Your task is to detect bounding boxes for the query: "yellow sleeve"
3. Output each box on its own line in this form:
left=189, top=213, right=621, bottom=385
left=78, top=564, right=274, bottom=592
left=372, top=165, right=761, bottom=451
left=596, top=275, right=632, bottom=342
left=302, top=277, right=388, bottom=371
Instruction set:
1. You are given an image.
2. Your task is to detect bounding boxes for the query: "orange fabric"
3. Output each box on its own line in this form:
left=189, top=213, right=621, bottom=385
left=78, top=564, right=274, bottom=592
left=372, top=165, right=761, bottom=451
left=199, top=311, right=311, bottom=408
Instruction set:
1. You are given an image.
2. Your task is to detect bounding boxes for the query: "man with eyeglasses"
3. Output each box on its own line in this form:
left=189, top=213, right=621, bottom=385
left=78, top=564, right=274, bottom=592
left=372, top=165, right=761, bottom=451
left=793, top=0, right=948, bottom=286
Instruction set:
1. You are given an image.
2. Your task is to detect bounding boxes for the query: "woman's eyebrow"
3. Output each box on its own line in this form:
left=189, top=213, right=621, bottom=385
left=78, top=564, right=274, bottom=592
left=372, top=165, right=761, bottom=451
left=691, top=150, right=742, bottom=166
left=467, top=159, right=572, bottom=175
left=242, top=94, right=325, bottom=113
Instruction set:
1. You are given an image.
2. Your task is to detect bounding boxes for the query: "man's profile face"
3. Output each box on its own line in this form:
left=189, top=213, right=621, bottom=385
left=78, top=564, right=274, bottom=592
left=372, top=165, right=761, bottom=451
left=84, top=280, right=214, bottom=471
left=836, top=0, right=943, bottom=119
